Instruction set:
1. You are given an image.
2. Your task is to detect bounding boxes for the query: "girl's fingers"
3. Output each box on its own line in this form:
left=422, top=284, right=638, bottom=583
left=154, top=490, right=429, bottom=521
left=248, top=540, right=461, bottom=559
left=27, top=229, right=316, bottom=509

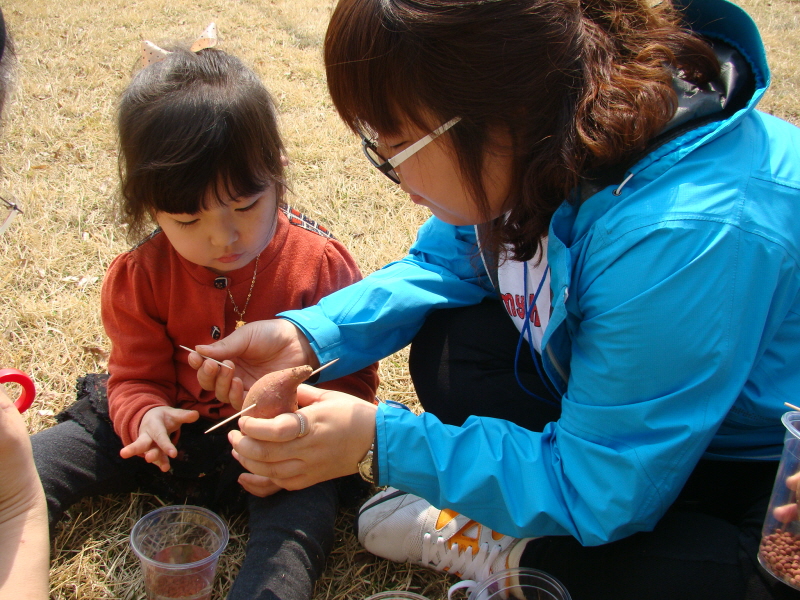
left=151, top=428, right=178, bottom=459
left=144, top=447, right=170, bottom=472
left=120, top=437, right=151, bottom=459
left=172, top=409, right=200, bottom=425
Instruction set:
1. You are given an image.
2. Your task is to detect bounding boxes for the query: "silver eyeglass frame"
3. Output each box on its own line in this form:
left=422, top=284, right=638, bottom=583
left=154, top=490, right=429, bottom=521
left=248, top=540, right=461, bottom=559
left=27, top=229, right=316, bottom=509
left=360, top=117, right=461, bottom=184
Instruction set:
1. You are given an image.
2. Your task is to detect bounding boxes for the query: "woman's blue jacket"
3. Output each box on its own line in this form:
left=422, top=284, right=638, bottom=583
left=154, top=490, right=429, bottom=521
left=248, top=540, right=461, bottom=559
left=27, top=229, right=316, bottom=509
left=281, top=0, right=800, bottom=545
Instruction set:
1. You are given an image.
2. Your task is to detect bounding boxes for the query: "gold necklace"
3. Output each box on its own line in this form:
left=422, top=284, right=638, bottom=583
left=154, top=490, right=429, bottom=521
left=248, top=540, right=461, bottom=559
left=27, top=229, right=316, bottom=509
left=227, top=252, right=260, bottom=329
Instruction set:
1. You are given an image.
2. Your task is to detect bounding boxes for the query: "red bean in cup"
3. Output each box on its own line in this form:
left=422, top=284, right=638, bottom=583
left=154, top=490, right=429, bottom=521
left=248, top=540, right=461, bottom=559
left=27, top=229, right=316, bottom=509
left=760, top=530, right=800, bottom=587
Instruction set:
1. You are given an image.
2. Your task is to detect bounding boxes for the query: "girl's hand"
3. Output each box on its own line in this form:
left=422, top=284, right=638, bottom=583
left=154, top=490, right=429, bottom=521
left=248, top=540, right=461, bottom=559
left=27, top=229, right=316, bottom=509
left=228, top=384, right=377, bottom=490
left=120, top=406, right=199, bottom=472
left=189, top=319, right=318, bottom=408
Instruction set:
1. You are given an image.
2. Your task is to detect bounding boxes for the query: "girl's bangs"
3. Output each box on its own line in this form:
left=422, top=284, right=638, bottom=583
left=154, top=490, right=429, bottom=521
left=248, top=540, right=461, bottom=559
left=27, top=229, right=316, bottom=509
left=204, top=160, right=278, bottom=209
left=149, top=155, right=277, bottom=216
left=145, top=99, right=283, bottom=215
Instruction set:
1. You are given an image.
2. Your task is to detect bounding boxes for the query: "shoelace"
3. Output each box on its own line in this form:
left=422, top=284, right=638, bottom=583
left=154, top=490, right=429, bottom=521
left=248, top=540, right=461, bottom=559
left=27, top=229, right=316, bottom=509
left=421, top=532, right=503, bottom=581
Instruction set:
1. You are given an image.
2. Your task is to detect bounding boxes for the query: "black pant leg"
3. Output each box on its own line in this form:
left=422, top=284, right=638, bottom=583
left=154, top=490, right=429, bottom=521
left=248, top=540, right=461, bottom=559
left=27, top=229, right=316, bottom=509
left=520, top=460, right=799, bottom=600
left=523, top=511, right=751, bottom=600
left=29, top=372, right=244, bottom=534
left=30, top=374, right=159, bottom=533
left=31, top=418, right=146, bottom=533
left=227, top=481, right=338, bottom=600
left=409, top=298, right=561, bottom=430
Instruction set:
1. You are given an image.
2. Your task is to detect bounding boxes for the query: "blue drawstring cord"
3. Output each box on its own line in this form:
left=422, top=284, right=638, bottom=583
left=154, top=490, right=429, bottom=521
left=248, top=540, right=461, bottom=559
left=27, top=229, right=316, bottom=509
left=513, top=264, right=561, bottom=406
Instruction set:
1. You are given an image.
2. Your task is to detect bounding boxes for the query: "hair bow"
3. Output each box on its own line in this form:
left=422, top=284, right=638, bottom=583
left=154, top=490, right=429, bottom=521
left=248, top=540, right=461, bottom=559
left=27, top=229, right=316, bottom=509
left=140, top=22, right=217, bottom=69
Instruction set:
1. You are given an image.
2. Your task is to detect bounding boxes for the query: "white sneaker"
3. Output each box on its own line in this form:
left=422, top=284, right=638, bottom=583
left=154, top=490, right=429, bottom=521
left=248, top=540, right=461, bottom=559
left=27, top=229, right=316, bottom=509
left=356, top=487, right=532, bottom=583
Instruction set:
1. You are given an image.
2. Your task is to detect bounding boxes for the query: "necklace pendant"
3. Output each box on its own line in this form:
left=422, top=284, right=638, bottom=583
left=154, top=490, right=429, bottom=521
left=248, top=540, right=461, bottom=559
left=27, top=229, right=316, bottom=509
left=226, top=253, right=260, bottom=332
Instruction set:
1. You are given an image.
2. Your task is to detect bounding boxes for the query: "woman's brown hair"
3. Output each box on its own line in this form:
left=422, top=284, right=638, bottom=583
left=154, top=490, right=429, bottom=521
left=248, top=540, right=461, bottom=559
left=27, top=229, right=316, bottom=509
left=118, top=47, right=285, bottom=242
left=324, top=0, right=720, bottom=262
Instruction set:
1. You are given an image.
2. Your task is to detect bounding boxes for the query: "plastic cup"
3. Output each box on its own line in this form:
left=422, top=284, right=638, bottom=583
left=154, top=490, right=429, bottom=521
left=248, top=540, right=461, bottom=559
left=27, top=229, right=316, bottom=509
left=364, top=593, right=430, bottom=599
left=760, top=412, right=800, bottom=590
left=462, top=567, right=571, bottom=600
left=130, top=505, right=229, bottom=600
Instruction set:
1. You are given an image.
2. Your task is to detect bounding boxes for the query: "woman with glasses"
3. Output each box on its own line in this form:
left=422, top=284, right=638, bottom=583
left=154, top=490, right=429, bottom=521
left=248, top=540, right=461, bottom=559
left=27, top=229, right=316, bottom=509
left=192, top=0, right=800, bottom=597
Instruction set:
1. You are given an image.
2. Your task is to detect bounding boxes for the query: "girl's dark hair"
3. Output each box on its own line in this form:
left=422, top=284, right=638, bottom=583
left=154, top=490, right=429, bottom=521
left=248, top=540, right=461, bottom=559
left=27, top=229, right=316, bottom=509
left=324, top=0, right=720, bottom=261
left=118, top=47, right=285, bottom=242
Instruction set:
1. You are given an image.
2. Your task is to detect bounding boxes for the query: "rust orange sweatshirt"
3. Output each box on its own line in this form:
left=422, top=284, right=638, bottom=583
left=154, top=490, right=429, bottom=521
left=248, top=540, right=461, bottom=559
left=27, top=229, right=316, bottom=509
left=101, top=208, right=379, bottom=446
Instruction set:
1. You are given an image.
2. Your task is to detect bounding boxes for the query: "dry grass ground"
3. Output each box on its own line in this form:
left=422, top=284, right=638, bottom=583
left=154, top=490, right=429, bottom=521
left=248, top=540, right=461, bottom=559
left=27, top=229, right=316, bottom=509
left=0, top=0, right=797, bottom=598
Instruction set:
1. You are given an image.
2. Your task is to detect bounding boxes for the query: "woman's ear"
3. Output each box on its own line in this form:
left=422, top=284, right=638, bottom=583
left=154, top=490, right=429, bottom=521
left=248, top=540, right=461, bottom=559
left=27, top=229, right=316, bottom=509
left=280, top=155, right=289, bottom=167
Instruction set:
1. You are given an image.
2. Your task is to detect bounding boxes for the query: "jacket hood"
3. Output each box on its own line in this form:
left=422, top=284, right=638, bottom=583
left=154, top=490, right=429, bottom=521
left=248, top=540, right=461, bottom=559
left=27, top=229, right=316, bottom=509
left=623, top=0, right=770, bottom=183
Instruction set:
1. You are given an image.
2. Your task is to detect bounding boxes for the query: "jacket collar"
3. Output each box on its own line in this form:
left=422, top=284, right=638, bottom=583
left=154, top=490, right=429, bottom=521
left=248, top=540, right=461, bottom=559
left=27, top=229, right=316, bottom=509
left=623, top=0, right=769, bottom=183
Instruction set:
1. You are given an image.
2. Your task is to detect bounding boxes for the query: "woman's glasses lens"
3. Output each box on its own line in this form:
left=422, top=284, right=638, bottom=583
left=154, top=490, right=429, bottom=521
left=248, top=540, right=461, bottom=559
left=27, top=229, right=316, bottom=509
left=361, top=140, right=400, bottom=184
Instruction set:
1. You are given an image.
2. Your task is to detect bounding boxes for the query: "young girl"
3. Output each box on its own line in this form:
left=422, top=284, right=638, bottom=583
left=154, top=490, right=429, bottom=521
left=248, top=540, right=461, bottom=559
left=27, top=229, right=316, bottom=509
left=31, top=27, right=378, bottom=600
left=193, top=0, right=800, bottom=598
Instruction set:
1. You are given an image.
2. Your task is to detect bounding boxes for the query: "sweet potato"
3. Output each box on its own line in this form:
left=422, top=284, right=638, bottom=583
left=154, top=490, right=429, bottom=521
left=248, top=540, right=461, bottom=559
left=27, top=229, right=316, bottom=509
left=241, top=365, right=313, bottom=418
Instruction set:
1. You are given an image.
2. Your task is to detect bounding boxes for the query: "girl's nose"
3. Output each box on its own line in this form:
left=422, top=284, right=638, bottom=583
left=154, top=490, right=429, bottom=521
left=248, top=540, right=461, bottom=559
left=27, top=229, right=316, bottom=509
left=210, top=219, right=239, bottom=247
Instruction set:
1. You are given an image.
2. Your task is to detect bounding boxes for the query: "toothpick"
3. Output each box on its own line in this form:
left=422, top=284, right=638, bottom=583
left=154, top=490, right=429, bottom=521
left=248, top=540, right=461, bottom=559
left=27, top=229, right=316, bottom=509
left=310, top=357, right=339, bottom=376
left=204, top=358, right=340, bottom=434
left=785, top=402, right=800, bottom=412
left=204, top=403, right=256, bottom=434
left=179, top=345, right=233, bottom=369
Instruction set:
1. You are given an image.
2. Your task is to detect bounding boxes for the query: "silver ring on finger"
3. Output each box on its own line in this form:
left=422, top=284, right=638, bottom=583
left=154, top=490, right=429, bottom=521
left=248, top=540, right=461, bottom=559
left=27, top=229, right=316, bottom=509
left=292, top=412, right=309, bottom=439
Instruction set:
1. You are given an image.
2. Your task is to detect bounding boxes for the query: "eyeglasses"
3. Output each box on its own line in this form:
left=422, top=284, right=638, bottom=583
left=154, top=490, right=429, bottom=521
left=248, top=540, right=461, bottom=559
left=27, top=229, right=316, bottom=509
left=0, top=196, right=22, bottom=237
left=359, top=117, right=461, bottom=184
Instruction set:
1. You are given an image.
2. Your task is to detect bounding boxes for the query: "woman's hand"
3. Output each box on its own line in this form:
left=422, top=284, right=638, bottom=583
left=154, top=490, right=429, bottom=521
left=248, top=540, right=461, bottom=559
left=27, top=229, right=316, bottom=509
left=228, top=384, right=377, bottom=491
left=237, top=472, right=284, bottom=497
left=189, top=319, right=318, bottom=408
left=774, top=472, right=800, bottom=523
